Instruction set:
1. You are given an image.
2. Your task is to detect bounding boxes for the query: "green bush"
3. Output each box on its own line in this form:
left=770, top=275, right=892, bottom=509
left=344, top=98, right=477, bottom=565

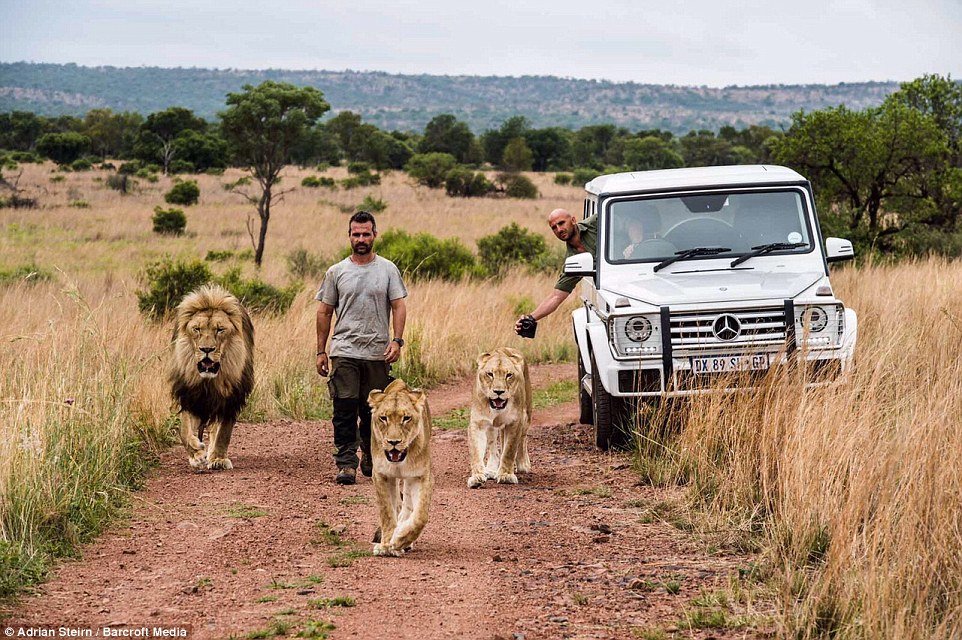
left=286, top=248, right=330, bottom=280
left=137, top=258, right=213, bottom=319
left=498, top=173, right=540, bottom=199
left=477, top=223, right=551, bottom=276
left=340, top=171, right=380, bottom=190
left=572, top=168, right=598, bottom=186
left=164, top=180, right=200, bottom=206
left=347, top=161, right=371, bottom=175
left=360, top=194, right=387, bottom=213
left=353, top=229, right=479, bottom=281
left=554, top=173, right=574, bottom=185
left=152, top=206, right=187, bottom=235
left=9, top=151, right=43, bottom=164
left=70, top=158, right=93, bottom=172
left=205, top=249, right=254, bottom=262
left=0, top=262, right=53, bottom=287
left=444, top=167, right=494, bottom=197
left=168, top=159, right=195, bottom=174
left=106, top=173, right=132, bottom=193
left=301, top=175, right=337, bottom=189
left=118, top=161, right=141, bottom=175
left=218, top=268, right=299, bottom=315
left=405, top=152, right=457, bottom=188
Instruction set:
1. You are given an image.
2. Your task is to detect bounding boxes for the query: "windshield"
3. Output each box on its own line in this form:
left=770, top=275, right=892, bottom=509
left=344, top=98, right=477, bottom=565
left=605, top=189, right=812, bottom=265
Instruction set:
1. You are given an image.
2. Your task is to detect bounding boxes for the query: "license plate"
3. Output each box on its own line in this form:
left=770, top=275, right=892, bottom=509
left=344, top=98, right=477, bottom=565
left=690, top=354, right=769, bottom=374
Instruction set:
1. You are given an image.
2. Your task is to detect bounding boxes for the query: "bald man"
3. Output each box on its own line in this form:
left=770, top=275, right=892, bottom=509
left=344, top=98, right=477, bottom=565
left=515, top=208, right=598, bottom=335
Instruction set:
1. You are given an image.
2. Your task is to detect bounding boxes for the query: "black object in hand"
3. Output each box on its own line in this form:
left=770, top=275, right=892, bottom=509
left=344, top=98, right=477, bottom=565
left=518, top=315, right=538, bottom=339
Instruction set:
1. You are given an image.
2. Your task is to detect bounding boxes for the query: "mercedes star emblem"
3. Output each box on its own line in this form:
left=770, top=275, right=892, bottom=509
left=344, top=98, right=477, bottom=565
left=712, top=314, right=741, bottom=341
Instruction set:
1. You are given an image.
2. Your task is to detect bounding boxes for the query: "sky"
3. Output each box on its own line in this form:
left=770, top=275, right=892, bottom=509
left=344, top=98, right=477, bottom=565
left=1, top=0, right=960, bottom=87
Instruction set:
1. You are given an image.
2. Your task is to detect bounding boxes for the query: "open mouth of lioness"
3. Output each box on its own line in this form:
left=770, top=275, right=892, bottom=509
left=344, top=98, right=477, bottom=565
left=384, top=448, right=408, bottom=463
left=197, top=357, right=221, bottom=377
left=489, top=398, right=508, bottom=410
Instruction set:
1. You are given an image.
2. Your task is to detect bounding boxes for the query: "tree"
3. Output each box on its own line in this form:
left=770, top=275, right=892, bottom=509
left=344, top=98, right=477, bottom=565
left=501, top=137, right=534, bottom=172
left=622, top=136, right=684, bottom=171
left=405, top=152, right=458, bottom=188
left=36, top=132, right=90, bottom=165
left=83, top=109, right=143, bottom=160
left=572, top=124, right=619, bottom=169
left=139, top=107, right=207, bottom=174
left=220, top=81, right=330, bottom=266
left=481, top=116, right=529, bottom=166
left=172, top=129, right=228, bottom=172
left=0, top=111, right=45, bottom=151
left=524, top=127, right=573, bottom=171
left=419, top=114, right=479, bottom=164
left=772, top=103, right=947, bottom=233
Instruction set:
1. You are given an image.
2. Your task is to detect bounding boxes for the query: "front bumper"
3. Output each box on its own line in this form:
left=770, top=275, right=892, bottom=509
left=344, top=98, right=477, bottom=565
left=584, top=306, right=857, bottom=398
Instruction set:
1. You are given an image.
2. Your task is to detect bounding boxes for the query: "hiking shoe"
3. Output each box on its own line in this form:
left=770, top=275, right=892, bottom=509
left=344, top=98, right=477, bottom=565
left=360, top=452, right=373, bottom=477
left=335, top=468, right=356, bottom=485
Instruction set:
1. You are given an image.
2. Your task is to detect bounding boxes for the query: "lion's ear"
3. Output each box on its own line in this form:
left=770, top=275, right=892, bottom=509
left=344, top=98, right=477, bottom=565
left=367, top=389, right=385, bottom=408
left=384, top=378, right=407, bottom=393
left=477, top=352, right=492, bottom=366
left=408, top=389, right=428, bottom=413
left=505, top=350, right=526, bottom=368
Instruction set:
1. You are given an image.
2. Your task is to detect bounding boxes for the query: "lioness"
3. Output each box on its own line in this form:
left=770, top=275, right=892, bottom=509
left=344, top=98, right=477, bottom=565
left=367, top=379, right=433, bottom=557
left=168, top=284, right=254, bottom=471
left=467, top=347, right=532, bottom=488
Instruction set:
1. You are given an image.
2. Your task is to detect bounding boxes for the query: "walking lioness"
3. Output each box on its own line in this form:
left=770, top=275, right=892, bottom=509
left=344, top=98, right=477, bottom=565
left=467, top=347, right=532, bottom=488
left=367, top=379, right=433, bottom=556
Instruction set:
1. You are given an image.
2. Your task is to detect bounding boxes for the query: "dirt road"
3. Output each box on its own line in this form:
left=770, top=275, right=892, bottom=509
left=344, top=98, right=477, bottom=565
left=7, top=364, right=759, bottom=639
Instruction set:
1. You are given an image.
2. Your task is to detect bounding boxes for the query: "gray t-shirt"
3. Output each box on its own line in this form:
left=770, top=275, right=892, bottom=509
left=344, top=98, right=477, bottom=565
left=315, top=255, right=408, bottom=360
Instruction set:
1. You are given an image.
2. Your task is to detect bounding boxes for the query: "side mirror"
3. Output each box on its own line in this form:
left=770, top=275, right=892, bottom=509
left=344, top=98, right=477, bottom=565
left=825, top=237, right=855, bottom=263
left=564, top=251, right=595, bottom=277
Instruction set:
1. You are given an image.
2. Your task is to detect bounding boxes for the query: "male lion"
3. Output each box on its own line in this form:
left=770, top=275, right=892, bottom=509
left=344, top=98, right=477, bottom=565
left=367, top=379, right=433, bottom=557
left=467, top=347, right=532, bottom=488
left=168, top=284, right=254, bottom=471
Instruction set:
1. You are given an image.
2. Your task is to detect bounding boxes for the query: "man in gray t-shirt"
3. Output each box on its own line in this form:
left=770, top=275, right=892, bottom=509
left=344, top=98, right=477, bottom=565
left=315, top=211, right=408, bottom=485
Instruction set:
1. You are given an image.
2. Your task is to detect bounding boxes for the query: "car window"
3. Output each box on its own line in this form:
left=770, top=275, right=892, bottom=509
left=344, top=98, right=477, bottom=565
left=606, top=190, right=811, bottom=263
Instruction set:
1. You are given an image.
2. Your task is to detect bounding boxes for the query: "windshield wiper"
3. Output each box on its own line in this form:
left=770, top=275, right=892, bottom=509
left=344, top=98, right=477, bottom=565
left=653, top=247, right=732, bottom=272
left=729, top=242, right=808, bottom=268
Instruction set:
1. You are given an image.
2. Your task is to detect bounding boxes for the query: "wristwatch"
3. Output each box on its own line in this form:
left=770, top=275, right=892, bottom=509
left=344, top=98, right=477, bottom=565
left=392, top=337, right=405, bottom=347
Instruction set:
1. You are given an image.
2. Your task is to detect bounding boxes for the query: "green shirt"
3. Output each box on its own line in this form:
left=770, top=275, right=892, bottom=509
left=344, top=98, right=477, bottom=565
left=554, top=214, right=598, bottom=293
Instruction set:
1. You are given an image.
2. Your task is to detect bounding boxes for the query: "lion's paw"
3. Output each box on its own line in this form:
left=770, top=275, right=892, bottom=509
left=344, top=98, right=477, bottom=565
left=207, top=457, right=233, bottom=471
left=495, top=472, right=519, bottom=485
left=516, top=461, right=531, bottom=474
left=188, top=452, right=208, bottom=470
left=467, top=474, right=487, bottom=489
left=373, top=543, right=401, bottom=557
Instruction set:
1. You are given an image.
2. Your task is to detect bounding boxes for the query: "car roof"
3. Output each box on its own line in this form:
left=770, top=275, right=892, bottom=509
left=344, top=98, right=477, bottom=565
left=585, top=165, right=807, bottom=196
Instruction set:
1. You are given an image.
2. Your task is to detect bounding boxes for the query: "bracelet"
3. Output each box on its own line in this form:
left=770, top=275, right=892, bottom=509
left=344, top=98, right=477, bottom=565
left=316, top=351, right=326, bottom=356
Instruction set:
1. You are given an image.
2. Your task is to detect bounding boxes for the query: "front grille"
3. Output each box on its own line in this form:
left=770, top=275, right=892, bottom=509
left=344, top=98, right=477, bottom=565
left=670, top=306, right=787, bottom=352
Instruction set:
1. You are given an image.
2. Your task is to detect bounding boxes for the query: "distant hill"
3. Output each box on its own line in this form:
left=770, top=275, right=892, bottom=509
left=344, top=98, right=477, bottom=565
left=0, top=62, right=901, bottom=134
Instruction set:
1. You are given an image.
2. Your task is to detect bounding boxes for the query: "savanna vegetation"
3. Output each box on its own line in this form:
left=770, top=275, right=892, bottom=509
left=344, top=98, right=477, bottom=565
left=2, top=73, right=962, bottom=637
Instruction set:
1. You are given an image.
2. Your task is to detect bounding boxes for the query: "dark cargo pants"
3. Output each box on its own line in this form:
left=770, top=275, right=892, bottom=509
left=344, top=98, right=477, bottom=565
left=327, top=357, right=392, bottom=470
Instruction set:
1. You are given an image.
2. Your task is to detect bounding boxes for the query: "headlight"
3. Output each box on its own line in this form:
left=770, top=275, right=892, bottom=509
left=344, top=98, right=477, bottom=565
left=610, top=313, right=661, bottom=357
left=625, top=316, right=652, bottom=342
left=795, top=304, right=844, bottom=348
left=801, top=306, right=828, bottom=333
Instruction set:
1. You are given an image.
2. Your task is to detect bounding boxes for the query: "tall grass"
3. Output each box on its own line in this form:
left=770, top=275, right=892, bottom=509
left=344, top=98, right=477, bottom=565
left=636, top=259, right=962, bottom=638
left=0, top=161, right=582, bottom=600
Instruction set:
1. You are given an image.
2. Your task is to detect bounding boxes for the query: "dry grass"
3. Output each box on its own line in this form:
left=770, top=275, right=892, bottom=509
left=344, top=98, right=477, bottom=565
left=0, top=162, right=579, bottom=598
left=638, top=259, right=962, bottom=638
left=3, top=162, right=962, bottom=636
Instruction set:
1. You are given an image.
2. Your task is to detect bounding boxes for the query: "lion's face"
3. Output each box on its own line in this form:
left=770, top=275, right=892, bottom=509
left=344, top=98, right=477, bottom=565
left=477, top=350, right=526, bottom=411
left=369, top=380, right=428, bottom=464
left=170, top=285, right=254, bottom=393
left=185, top=309, right=236, bottom=378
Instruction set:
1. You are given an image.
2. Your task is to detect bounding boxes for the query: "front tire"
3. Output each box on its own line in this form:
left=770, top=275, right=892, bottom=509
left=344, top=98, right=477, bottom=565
left=578, top=350, right=593, bottom=425
left=590, top=351, right=630, bottom=451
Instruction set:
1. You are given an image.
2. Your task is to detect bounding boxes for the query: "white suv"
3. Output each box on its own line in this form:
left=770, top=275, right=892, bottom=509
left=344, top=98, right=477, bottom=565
left=566, top=165, right=858, bottom=449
